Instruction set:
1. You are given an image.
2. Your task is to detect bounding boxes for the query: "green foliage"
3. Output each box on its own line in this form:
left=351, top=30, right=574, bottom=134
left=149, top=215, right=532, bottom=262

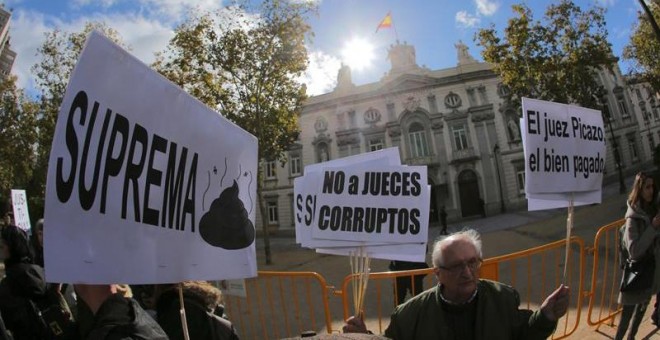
left=623, top=2, right=660, bottom=92
left=0, top=76, right=38, bottom=216
left=30, top=22, right=127, bottom=217
left=153, top=0, right=313, bottom=164
left=476, top=0, right=613, bottom=109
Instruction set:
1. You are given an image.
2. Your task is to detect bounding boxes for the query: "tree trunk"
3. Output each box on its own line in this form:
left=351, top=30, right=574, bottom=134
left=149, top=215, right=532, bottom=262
left=257, top=184, right=272, bottom=264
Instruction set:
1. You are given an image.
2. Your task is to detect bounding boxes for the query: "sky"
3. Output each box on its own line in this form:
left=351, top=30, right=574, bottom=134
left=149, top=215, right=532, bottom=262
left=2, top=0, right=646, bottom=98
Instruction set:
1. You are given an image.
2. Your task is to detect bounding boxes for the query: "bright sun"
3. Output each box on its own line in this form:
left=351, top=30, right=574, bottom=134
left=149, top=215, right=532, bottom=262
left=341, top=37, right=375, bottom=72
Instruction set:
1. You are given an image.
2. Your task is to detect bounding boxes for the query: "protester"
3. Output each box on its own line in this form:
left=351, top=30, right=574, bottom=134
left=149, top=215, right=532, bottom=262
left=74, top=284, right=167, bottom=339
left=0, top=225, right=47, bottom=339
left=343, top=229, right=570, bottom=339
left=615, top=172, right=660, bottom=340
left=440, top=206, right=448, bottom=235
left=0, top=225, right=73, bottom=340
left=30, top=219, right=44, bottom=268
left=154, top=281, right=239, bottom=340
left=389, top=260, right=429, bottom=305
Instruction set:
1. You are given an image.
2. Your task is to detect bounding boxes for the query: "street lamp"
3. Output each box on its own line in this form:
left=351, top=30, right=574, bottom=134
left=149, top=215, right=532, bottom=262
left=493, top=144, right=506, bottom=213
left=601, top=97, right=626, bottom=194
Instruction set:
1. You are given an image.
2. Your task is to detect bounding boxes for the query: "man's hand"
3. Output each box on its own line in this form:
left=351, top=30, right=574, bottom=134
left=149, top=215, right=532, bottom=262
left=342, top=315, right=368, bottom=333
left=540, top=285, right=570, bottom=321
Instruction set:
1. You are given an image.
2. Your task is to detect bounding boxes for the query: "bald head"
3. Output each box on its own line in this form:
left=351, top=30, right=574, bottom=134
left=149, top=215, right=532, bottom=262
left=432, top=229, right=482, bottom=268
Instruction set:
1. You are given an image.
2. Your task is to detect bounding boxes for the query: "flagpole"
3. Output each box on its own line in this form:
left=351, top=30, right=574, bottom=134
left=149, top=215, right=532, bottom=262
left=389, top=11, right=399, bottom=41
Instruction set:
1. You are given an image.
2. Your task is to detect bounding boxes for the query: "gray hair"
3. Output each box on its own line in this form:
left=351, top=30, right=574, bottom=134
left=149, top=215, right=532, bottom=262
left=431, top=228, right=483, bottom=268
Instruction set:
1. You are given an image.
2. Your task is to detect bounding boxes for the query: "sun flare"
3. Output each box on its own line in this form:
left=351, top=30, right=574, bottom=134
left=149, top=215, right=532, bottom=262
left=340, top=37, right=375, bottom=72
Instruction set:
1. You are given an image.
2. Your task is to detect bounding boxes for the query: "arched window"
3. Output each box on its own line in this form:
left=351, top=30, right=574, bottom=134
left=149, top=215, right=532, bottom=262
left=408, top=122, right=430, bottom=157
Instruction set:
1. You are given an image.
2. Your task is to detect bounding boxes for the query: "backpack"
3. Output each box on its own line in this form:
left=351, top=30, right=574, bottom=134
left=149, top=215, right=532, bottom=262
left=27, top=289, right=77, bottom=340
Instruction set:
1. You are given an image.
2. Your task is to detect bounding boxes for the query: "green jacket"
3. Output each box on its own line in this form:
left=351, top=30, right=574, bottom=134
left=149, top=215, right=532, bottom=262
left=384, top=279, right=556, bottom=340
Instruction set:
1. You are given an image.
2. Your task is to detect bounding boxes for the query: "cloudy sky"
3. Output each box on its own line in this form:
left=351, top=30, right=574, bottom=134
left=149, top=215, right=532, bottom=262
left=4, top=0, right=644, bottom=98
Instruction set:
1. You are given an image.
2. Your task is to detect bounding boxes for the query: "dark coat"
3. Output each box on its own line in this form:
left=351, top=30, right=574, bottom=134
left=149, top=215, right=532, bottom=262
left=0, top=263, right=48, bottom=340
left=83, top=294, right=168, bottom=340
left=384, top=280, right=556, bottom=340
left=156, top=290, right=239, bottom=340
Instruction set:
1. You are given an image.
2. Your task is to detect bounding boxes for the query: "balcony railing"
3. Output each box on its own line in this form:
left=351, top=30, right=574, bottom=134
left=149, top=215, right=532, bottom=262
left=450, top=147, right=479, bottom=164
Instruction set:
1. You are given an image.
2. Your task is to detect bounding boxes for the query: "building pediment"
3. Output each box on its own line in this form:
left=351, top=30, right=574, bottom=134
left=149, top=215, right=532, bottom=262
left=380, top=74, right=437, bottom=93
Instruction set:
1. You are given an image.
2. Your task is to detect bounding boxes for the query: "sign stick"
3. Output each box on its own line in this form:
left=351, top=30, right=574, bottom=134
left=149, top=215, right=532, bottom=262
left=178, top=283, right=191, bottom=340
left=350, top=247, right=371, bottom=318
left=562, top=193, right=574, bottom=284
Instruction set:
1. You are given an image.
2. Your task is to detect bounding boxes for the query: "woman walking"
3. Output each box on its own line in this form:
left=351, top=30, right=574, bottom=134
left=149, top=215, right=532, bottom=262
left=616, top=172, right=660, bottom=339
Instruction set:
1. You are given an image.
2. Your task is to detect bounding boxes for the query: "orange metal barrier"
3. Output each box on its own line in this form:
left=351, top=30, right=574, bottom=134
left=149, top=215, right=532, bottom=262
left=337, top=236, right=585, bottom=339
left=213, top=219, right=628, bottom=338
left=222, top=271, right=334, bottom=339
left=587, top=218, right=625, bottom=327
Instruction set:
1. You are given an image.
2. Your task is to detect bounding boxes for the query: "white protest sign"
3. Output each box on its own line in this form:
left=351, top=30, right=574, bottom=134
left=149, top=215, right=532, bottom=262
left=311, top=165, right=429, bottom=243
left=10, top=189, right=31, bottom=231
left=294, top=148, right=401, bottom=247
left=44, top=32, right=258, bottom=284
left=522, top=98, right=606, bottom=194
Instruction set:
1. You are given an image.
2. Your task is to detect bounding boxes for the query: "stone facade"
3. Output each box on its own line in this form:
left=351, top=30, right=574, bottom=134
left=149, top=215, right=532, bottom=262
left=256, top=42, right=653, bottom=230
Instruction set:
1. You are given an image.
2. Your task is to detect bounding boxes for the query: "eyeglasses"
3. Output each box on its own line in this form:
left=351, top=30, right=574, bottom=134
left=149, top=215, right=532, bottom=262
left=438, top=258, right=483, bottom=275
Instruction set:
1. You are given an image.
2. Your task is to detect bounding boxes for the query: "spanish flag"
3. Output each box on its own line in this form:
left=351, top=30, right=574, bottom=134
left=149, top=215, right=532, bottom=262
left=375, top=12, right=392, bottom=33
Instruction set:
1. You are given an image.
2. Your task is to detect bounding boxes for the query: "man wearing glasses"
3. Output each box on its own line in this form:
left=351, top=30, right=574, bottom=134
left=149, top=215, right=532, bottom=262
left=344, top=229, right=570, bottom=339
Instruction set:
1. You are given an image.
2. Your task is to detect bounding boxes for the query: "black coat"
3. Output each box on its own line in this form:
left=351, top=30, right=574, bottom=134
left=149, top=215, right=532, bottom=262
left=156, top=290, right=239, bottom=340
left=83, top=294, right=168, bottom=340
left=0, top=263, right=47, bottom=340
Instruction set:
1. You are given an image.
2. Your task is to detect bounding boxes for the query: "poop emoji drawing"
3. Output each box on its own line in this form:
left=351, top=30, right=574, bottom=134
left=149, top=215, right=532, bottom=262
left=199, top=179, right=255, bottom=249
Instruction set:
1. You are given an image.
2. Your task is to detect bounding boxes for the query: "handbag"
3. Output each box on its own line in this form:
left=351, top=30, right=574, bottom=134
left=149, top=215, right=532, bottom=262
left=620, top=253, right=655, bottom=292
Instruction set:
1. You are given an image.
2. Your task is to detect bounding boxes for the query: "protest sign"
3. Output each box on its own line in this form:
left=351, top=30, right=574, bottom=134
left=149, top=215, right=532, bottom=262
left=311, top=165, right=429, bottom=243
left=44, top=32, right=258, bottom=284
left=11, top=189, right=31, bottom=231
left=522, top=98, right=606, bottom=194
left=294, top=148, right=401, bottom=247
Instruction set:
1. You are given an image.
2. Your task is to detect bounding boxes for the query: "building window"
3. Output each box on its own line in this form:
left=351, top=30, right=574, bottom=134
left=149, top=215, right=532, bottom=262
left=290, top=155, right=301, bottom=176
left=452, top=124, right=469, bottom=150
left=636, top=88, right=643, bottom=101
left=444, top=92, right=462, bottom=108
left=408, top=123, right=430, bottom=157
left=516, top=170, right=525, bottom=195
left=654, top=106, right=660, bottom=120
left=628, top=137, right=638, bottom=161
left=267, top=201, right=279, bottom=224
left=265, top=161, right=277, bottom=179
left=369, top=139, right=384, bottom=151
left=618, top=98, right=630, bottom=119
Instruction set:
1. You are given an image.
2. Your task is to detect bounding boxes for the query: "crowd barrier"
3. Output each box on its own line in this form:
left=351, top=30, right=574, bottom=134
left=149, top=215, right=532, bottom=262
left=220, top=221, right=625, bottom=339
left=587, top=218, right=625, bottom=328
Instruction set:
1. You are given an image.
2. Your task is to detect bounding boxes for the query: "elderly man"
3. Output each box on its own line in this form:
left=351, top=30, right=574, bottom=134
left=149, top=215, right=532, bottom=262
left=344, top=229, right=570, bottom=339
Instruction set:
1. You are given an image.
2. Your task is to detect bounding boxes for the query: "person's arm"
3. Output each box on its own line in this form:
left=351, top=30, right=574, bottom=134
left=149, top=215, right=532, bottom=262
left=624, top=217, right=657, bottom=261
left=519, top=285, right=570, bottom=340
